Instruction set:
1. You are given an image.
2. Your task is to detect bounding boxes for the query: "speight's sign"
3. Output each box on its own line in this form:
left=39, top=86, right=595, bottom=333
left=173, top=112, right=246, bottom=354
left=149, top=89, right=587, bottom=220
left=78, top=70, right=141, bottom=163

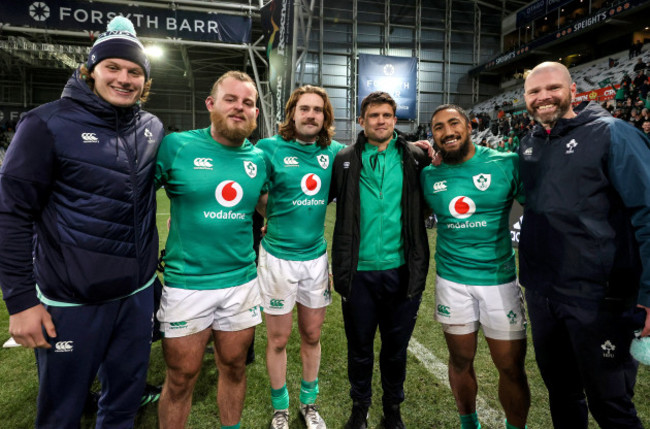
left=473, top=0, right=645, bottom=74
left=1, top=0, right=251, bottom=43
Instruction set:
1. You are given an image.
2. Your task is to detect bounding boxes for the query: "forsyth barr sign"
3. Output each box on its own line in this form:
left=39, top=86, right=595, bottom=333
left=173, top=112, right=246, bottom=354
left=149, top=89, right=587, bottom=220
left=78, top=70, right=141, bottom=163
left=358, top=54, right=418, bottom=121
left=1, top=0, right=251, bottom=43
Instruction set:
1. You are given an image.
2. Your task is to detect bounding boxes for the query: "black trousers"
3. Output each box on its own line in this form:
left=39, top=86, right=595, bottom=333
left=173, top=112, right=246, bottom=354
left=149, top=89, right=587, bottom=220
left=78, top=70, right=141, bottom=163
left=341, top=266, right=422, bottom=409
left=525, top=289, right=643, bottom=429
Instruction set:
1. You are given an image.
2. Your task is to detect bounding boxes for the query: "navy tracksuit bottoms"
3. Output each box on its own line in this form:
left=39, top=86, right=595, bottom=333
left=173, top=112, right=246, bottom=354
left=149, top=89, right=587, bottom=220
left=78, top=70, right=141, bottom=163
left=525, top=289, right=643, bottom=429
left=35, top=286, right=154, bottom=429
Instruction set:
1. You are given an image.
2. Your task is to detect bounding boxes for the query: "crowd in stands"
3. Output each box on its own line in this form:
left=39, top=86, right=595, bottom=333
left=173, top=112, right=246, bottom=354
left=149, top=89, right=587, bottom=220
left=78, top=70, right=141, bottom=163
left=470, top=41, right=649, bottom=150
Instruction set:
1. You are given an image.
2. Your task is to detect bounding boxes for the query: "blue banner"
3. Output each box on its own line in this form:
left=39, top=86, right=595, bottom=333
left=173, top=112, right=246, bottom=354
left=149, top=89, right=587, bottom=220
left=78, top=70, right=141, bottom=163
left=261, top=0, right=294, bottom=126
left=0, top=0, right=251, bottom=43
left=358, top=54, right=418, bottom=121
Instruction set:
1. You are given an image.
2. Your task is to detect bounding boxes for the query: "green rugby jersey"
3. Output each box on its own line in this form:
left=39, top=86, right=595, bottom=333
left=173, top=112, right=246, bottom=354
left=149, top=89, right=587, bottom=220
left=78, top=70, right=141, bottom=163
left=421, top=145, right=524, bottom=285
left=358, top=136, right=405, bottom=271
left=256, top=135, right=345, bottom=261
left=155, top=127, right=267, bottom=290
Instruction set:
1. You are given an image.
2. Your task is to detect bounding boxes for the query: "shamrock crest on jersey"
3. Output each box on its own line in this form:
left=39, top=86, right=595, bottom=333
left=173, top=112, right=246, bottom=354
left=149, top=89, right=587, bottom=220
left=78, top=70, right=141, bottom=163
left=244, top=160, right=257, bottom=178
left=317, top=154, right=329, bottom=169
left=473, top=173, right=491, bottom=191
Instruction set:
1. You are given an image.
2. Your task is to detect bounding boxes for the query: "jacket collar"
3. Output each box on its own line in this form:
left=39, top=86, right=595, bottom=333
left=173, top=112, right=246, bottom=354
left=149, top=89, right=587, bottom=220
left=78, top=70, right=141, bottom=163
left=531, top=101, right=610, bottom=138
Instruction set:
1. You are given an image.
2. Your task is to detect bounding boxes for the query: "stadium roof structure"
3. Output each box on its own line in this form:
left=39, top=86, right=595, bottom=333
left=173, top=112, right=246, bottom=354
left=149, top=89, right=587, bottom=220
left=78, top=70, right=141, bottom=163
left=471, top=0, right=650, bottom=80
left=0, top=0, right=531, bottom=81
left=3, top=0, right=644, bottom=138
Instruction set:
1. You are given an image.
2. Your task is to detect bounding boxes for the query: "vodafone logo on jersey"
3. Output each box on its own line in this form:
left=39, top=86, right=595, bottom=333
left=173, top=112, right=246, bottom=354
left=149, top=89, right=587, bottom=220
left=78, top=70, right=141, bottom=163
left=301, top=173, right=322, bottom=196
left=449, top=196, right=476, bottom=219
left=215, top=180, right=243, bottom=207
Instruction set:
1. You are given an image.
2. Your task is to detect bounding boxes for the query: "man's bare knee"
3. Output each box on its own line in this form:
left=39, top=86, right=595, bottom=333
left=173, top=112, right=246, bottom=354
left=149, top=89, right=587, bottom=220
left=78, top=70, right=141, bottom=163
left=299, top=326, right=322, bottom=347
left=267, top=330, right=290, bottom=353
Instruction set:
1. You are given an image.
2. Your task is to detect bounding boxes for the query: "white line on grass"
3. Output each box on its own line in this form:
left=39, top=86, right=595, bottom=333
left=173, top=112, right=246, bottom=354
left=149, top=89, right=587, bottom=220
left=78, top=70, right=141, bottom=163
left=157, top=212, right=170, bottom=216
left=408, top=337, right=504, bottom=429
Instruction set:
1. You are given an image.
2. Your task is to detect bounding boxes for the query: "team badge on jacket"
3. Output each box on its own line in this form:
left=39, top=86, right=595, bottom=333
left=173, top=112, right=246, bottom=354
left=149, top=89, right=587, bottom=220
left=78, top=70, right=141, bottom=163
left=473, top=173, right=491, bottom=191
left=244, top=161, right=257, bottom=178
left=317, top=154, right=329, bottom=169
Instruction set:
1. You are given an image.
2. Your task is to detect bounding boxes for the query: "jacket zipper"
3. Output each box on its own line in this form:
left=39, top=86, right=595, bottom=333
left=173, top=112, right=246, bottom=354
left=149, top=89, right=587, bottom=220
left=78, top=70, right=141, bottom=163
left=120, top=125, right=141, bottom=281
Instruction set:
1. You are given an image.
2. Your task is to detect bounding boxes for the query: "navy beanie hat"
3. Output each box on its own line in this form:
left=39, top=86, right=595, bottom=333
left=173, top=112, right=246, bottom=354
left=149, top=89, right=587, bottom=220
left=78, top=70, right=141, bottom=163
left=87, top=16, right=150, bottom=80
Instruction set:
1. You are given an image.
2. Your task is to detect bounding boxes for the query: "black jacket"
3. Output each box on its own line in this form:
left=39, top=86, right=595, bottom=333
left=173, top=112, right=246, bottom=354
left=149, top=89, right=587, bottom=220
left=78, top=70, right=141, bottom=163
left=329, top=131, right=430, bottom=299
left=519, top=102, right=650, bottom=308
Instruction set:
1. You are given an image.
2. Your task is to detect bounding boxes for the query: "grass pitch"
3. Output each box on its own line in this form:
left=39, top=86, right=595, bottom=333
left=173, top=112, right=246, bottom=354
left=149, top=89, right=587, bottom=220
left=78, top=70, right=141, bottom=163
left=0, top=189, right=648, bottom=428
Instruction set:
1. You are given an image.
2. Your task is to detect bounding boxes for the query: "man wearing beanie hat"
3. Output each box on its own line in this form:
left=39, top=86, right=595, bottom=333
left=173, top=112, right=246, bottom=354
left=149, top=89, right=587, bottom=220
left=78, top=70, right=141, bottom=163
left=0, top=16, right=164, bottom=428
left=87, top=16, right=151, bottom=80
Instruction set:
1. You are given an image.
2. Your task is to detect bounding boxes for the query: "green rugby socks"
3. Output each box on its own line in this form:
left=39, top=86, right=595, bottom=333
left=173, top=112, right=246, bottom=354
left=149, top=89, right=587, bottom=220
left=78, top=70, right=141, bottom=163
left=271, top=384, right=290, bottom=410
left=460, top=412, right=481, bottom=429
left=299, top=378, right=319, bottom=405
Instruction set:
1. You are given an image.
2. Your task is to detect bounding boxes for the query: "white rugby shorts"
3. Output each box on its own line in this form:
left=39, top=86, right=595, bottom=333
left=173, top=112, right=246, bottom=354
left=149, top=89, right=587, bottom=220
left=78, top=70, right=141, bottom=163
left=157, top=278, right=262, bottom=338
left=257, top=246, right=332, bottom=315
left=435, top=275, right=527, bottom=340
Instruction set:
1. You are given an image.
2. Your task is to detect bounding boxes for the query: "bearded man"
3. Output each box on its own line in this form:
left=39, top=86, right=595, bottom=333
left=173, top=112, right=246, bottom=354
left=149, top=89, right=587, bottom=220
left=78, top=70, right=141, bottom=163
left=155, top=71, right=267, bottom=429
left=520, top=61, right=650, bottom=428
left=420, top=104, right=530, bottom=429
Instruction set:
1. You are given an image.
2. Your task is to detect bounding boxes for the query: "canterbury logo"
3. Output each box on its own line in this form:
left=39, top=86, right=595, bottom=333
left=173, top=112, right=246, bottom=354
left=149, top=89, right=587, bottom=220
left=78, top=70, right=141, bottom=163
left=194, top=158, right=213, bottom=169
left=284, top=156, right=299, bottom=166
left=433, top=180, right=447, bottom=193
left=269, top=298, right=284, bottom=308
left=81, top=133, right=99, bottom=143
left=55, top=341, right=74, bottom=352
left=170, top=321, right=188, bottom=329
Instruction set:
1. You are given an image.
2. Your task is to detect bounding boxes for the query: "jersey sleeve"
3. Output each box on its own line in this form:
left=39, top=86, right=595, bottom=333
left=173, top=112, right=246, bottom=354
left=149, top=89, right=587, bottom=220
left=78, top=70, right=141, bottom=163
left=607, top=120, right=650, bottom=307
left=155, top=133, right=180, bottom=190
left=509, top=152, right=525, bottom=205
left=0, top=112, right=56, bottom=314
left=419, top=167, right=434, bottom=211
left=255, top=138, right=275, bottom=194
left=330, top=140, right=346, bottom=155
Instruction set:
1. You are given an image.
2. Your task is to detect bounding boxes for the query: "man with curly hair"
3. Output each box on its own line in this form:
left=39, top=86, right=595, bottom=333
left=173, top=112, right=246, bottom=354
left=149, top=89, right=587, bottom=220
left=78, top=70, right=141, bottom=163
left=256, top=85, right=344, bottom=429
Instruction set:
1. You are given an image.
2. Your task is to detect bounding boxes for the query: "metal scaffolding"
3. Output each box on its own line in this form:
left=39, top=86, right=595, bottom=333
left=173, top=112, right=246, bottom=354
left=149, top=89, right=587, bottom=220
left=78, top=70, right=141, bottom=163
left=0, top=0, right=508, bottom=137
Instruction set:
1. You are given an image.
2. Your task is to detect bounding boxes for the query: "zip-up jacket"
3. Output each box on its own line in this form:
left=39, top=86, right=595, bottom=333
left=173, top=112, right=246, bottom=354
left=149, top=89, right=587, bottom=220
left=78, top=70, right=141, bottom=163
left=519, top=102, right=650, bottom=308
left=329, top=131, right=430, bottom=299
left=0, top=69, right=164, bottom=314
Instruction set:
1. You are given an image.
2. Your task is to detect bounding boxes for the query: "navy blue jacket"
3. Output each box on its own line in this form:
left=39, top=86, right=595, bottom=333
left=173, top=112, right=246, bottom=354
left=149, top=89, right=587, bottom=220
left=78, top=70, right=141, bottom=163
left=0, top=70, right=164, bottom=314
left=519, top=102, right=650, bottom=308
